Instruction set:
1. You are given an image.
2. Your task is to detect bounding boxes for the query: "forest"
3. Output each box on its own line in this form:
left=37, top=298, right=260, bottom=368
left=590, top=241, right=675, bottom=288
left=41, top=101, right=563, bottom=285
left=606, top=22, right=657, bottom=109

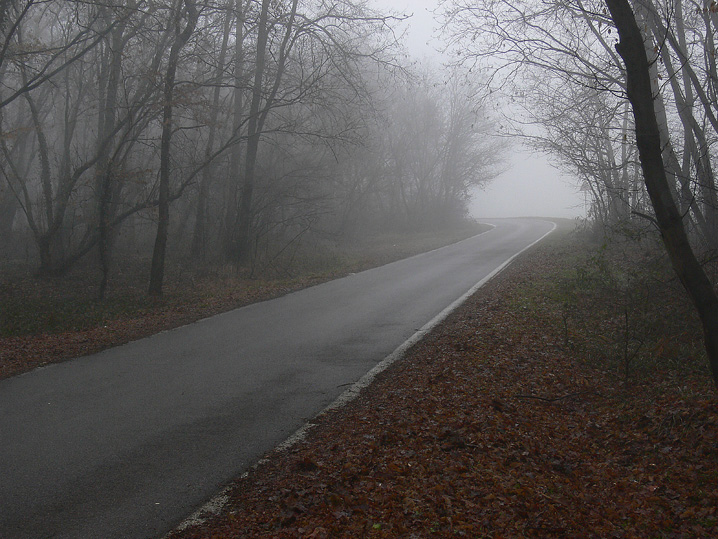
left=3, top=1, right=718, bottom=537
left=0, top=0, right=501, bottom=299
left=2, top=0, right=718, bottom=379
left=445, top=0, right=718, bottom=385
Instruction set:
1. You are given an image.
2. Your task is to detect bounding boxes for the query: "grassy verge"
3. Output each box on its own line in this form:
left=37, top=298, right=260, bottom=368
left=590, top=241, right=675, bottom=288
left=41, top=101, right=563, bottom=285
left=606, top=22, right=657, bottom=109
left=513, top=226, right=705, bottom=382
left=168, top=223, right=717, bottom=539
left=0, top=222, right=489, bottom=379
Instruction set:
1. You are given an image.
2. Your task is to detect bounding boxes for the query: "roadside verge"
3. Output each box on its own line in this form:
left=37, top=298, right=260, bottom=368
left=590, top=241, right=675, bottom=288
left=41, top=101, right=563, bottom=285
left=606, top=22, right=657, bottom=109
left=168, top=221, right=717, bottom=538
left=169, top=220, right=557, bottom=535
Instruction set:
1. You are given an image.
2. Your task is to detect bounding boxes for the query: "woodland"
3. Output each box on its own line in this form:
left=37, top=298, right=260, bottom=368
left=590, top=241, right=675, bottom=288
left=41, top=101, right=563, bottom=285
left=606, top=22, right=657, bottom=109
left=0, top=0, right=501, bottom=300
left=2, top=0, right=718, bottom=536
left=2, top=0, right=717, bottom=361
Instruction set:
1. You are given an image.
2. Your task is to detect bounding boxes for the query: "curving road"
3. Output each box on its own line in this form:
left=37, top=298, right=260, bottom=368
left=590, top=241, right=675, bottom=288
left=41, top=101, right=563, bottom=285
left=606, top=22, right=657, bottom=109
left=0, top=218, right=554, bottom=538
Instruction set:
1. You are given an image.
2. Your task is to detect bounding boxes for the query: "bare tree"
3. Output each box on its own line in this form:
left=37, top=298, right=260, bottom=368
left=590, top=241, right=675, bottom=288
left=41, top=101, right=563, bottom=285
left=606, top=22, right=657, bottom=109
left=220, top=0, right=402, bottom=263
left=0, top=0, right=128, bottom=111
left=377, top=66, right=502, bottom=229
left=444, top=0, right=718, bottom=385
left=0, top=1, right=179, bottom=279
left=604, top=0, right=718, bottom=386
left=148, top=0, right=199, bottom=296
left=190, top=0, right=235, bottom=261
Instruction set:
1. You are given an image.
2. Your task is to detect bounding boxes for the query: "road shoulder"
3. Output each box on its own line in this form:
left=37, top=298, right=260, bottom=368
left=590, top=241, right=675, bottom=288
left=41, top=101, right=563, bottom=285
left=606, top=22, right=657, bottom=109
left=167, top=224, right=717, bottom=538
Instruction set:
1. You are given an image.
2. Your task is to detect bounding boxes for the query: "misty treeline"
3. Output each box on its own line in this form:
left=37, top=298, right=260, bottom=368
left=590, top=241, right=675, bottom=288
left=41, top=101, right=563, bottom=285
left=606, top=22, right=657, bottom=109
left=0, top=0, right=500, bottom=297
left=445, top=0, right=718, bottom=384
left=446, top=0, right=718, bottom=243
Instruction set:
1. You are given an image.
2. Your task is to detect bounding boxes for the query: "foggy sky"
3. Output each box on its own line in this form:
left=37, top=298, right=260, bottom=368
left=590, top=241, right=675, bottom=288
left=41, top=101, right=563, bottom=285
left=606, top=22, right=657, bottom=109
left=372, top=0, right=585, bottom=219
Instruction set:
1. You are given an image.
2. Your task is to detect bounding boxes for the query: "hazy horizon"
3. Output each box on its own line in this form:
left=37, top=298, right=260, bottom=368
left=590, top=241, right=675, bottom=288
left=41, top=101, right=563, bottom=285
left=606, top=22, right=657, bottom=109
left=373, top=0, right=585, bottom=220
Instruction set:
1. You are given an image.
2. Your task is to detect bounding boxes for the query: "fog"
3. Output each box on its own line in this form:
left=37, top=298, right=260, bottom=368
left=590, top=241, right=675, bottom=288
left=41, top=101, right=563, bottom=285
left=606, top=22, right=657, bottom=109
left=374, top=0, right=585, bottom=219
left=1, top=0, right=592, bottom=297
left=469, top=148, right=585, bottom=219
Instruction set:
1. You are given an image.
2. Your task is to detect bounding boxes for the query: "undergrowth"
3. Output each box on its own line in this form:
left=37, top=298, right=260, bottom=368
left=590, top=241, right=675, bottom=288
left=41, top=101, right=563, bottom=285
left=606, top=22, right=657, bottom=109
left=514, top=225, right=707, bottom=383
left=0, top=223, right=487, bottom=339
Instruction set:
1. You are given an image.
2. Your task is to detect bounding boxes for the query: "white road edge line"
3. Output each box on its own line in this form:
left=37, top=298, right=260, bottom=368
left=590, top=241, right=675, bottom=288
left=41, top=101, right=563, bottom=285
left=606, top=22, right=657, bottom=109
left=170, top=220, right=557, bottom=534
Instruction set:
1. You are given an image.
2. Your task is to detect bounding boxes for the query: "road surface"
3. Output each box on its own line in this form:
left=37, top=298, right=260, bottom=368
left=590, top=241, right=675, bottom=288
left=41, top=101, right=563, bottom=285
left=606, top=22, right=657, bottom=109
left=0, top=218, right=554, bottom=538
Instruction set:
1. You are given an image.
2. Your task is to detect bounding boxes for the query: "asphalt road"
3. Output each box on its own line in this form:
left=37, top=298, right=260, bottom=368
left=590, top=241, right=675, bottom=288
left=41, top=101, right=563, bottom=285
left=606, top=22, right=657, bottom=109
left=0, top=218, right=555, bottom=538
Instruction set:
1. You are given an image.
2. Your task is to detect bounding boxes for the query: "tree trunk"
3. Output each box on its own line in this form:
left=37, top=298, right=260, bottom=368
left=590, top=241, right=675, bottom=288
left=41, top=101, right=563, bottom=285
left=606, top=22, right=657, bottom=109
left=0, top=187, right=17, bottom=243
left=220, top=0, right=245, bottom=261
left=191, top=0, right=233, bottom=261
left=148, top=0, right=198, bottom=296
left=24, top=92, right=55, bottom=275
left=234, top=0, right=299, bottom=264
left=233, top=0, right=271, bottom=265
left=96, top=11, right=127, bottom=300
left=605, top=0, right=718, bottom=387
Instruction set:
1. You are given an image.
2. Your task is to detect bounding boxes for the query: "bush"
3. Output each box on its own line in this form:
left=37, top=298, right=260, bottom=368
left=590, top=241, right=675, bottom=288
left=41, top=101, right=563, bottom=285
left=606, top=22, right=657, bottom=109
left=558, top=228, right=704, bottom=381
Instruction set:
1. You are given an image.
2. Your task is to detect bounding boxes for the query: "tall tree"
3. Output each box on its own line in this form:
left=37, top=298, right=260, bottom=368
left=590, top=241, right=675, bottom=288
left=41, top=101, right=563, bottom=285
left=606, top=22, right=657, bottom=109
left=191, top=0, right=234, bottom=261
left=604, top=0, right=718, bottom=385
left=233, top=0, right=297, bottom=263
left=148, top=0, right=199, bottom=296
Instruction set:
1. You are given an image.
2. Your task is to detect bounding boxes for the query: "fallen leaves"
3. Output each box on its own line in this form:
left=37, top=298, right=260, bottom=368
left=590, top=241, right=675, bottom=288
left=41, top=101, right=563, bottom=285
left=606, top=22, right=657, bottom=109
left=168, top=231, right=718, bottom=538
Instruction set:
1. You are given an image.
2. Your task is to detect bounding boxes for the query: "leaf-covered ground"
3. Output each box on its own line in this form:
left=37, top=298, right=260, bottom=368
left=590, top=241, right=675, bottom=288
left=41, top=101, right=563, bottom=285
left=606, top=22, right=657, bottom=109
left=169, top=230, right=718, bottom=539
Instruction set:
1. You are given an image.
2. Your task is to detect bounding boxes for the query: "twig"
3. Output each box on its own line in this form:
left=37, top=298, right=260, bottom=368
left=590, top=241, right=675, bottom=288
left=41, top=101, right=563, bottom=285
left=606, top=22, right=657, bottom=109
left=515, top=390, right=601, bottom=403
left=630, top=210, right=659, bottom=228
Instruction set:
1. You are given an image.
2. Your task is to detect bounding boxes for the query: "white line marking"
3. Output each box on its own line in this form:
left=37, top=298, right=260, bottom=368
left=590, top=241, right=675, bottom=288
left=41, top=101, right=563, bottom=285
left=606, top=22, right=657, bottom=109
left=169, top=220, right=557, bottom=534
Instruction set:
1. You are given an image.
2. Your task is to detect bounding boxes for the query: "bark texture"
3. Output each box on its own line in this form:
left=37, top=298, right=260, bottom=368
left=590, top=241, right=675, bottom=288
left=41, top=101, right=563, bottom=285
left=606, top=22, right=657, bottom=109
left=605, top=0, right=718, bottom=386
left=148, top=0, right=198, bottom=296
